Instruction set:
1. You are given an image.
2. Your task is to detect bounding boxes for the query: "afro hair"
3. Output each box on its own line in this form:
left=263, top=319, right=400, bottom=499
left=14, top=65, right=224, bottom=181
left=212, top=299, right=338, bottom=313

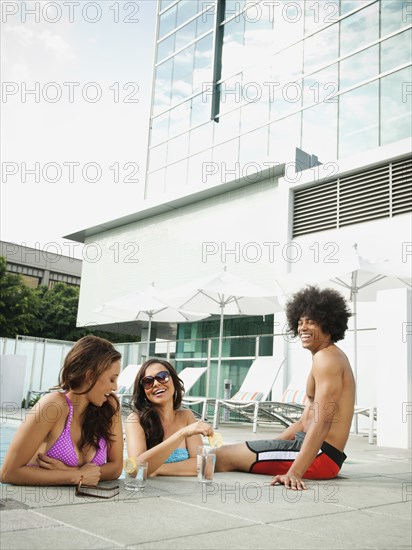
left=285, top=285, right=351, bottom=343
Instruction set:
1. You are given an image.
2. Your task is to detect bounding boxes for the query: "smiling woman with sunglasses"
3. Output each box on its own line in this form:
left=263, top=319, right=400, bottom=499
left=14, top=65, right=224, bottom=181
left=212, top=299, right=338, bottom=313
left=125, top=359, right=213, bottom=476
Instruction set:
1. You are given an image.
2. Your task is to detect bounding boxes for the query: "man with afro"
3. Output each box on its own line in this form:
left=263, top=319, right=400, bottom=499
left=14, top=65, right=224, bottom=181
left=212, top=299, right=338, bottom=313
left=216, top=286, right=355, bottom=490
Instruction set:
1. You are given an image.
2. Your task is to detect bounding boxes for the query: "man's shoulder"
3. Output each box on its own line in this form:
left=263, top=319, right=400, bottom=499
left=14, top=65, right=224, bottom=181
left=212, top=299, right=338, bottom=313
left=313, top=345, right=349, bottom=372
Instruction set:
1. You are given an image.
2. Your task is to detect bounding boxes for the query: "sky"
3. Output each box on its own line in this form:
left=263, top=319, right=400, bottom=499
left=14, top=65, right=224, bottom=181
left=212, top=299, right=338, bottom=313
left=1, top=0, right=158, bottom=258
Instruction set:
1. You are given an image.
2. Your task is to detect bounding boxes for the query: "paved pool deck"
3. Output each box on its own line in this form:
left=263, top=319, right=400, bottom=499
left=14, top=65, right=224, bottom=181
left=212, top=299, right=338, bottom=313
left=1, top=418, right=411, bottom=550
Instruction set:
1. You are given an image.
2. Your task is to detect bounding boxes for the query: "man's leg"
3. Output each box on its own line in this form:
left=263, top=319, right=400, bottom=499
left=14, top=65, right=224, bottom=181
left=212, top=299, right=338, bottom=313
left=215, top=443, right=256, bottom=472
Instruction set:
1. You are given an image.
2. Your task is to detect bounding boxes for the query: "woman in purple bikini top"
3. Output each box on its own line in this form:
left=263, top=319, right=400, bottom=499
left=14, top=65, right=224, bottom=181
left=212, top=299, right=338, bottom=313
left=0, top=336, right=124, bottom=486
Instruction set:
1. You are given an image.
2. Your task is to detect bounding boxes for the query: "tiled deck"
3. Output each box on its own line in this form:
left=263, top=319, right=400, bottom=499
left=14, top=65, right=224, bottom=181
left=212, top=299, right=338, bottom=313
left=1, top=419, right=411, bottom=550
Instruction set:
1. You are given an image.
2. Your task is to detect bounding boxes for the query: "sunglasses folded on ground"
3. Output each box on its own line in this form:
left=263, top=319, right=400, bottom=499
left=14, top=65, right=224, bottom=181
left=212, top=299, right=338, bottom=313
left=75, top=481, right=119, bottom=499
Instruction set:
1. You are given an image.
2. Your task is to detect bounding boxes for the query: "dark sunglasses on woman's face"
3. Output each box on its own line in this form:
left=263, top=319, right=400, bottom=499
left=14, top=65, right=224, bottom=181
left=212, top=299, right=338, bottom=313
left=141, top=370, right=170, bottom=390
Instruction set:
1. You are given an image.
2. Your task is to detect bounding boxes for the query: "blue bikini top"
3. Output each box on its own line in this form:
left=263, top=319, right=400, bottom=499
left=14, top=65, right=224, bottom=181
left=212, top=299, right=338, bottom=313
left=165, top=448, right=190, bottom=463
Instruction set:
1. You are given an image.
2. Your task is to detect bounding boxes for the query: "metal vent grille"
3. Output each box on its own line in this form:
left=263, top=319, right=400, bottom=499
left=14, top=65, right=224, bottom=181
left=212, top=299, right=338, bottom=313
left=292, top=157, right=412, bottom=236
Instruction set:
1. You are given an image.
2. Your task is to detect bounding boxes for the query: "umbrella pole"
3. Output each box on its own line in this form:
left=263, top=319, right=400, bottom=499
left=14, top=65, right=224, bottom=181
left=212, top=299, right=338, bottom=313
left=216, top=305, right=225, bottom=400
left=351, top=272, right=359, bottom=434
left=146, top=316, right=152, bottom=362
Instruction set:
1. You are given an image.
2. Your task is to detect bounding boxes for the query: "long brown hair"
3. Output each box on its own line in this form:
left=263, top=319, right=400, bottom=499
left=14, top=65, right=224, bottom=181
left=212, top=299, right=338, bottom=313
left=59, top=335, right=121, bottom=452
left=131, top=359, right=184, bottom=449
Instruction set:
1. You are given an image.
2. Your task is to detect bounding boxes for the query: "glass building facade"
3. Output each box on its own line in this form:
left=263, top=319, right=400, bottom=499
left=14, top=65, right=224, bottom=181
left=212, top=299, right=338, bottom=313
left=146, top=0, right=411, bottom=198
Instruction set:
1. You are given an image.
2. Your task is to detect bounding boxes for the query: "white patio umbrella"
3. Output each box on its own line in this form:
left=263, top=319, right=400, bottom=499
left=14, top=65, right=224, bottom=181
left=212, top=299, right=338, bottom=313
left=165, top=268, right=283, bottom=398
left=94, top=283, right=210, bottom=359
left=276, top=243, right=412, bottom=430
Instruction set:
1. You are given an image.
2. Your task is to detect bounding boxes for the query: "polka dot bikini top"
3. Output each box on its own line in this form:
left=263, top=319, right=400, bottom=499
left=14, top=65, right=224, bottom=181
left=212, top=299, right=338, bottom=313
left=45, top=394, right=107, bottom=467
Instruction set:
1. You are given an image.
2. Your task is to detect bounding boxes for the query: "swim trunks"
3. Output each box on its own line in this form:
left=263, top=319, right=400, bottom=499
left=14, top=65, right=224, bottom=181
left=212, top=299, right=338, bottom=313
left=165, top=448, right=190, bottom=463
left=246, top=432, right=346, bottom=479
left=44, top=394, right=107, bottom=467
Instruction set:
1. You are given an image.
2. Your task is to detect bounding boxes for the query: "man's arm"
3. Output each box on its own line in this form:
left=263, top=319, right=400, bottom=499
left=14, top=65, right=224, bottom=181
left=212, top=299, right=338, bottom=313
left=272, top=355, right=343, bottom=490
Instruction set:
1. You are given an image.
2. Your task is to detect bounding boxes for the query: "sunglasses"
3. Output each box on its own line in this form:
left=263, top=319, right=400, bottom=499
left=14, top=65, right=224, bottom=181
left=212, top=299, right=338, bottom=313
left=75, top=479, right=119, bottom=499
left=141, top=370, right=170, bottom=390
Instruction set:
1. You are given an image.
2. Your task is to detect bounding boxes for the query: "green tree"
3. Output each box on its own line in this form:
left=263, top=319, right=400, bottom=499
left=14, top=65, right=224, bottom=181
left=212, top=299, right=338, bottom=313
left=0, top=256, right=39, bottom=338
left=34, top=282, right=81, bottom=341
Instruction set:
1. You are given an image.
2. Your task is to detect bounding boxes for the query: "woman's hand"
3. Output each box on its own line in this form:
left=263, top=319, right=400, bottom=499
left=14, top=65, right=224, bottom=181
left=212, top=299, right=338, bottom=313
left=183, top=421, right=213, bottom=438
left=78, top=463, right=101, bottom=486
left=37, top=454, right=70, bottom=471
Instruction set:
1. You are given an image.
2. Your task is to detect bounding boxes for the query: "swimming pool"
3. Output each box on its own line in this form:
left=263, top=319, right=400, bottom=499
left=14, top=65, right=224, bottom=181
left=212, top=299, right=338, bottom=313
left=0, top=424, right=18, bottom=466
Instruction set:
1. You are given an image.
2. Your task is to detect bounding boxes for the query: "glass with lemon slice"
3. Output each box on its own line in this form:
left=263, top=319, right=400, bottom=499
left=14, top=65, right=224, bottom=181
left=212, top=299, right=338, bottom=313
left=123, top=457, right=148, bottom=491
left=197, top=432, right=223, bottom=483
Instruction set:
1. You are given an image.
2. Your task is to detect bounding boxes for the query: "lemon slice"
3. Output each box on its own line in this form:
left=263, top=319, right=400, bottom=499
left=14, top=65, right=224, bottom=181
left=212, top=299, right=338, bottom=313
left=124, top=457, right=137, bottom=476
left=208, top=432, right=223, bottom=448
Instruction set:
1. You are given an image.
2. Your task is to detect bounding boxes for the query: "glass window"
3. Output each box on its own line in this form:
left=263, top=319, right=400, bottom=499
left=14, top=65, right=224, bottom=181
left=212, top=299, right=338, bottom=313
left=146, top=169, right=165, bottom=199
left=153, top=58, right=173, bottom=114
left=176, top=0, right=199, bottom=27
left=171, top=44, right=195, bottom=104
left=381, top=30, right=412, bottom=73
left=272, top=41, right=304, bottom=83
left=167, top=132, right=189, bottom=163
left=303, top=63, right=338, bottom=107
left=189, top=122, right=214, bottom=155
left=165, top=159, right=188, bottom=192
left=340, top=0, right=372, bottom=16
left=304, top=0, right=339, bottom=36
left=304, top=24, right=339, bottom=74
left=157, top=34, right=175, bottom=63
left=239, top=125, right=269, bottom=167
left=159, top=4, right=177, bottom=39
left=169, top=100, right=192, bottom=137
left=193, top=33, right=214, bottom=94
left=381, top=67, right=412, bottom=146
left=381, top=0, right=410, bottom=37
left=160, top=0, right=175, bottom=12
left=242, top=6, right=273, bottom=69
left=175, top=19, right=197, bottom=51
left=212, top=139, right=240, bottom=179
left=149, top=143, right=168, bottom=172
left=273, top=0, right=304, bottom=52
left=151, top=111, right=170, bottom=146
left=224, top=0, right=246, bottom=20
left=219, top=74, right=243, bottom=116
left=240, top=94, right=270, bottom=134
left=213, top=108, right=241, bottom=145
left=196, top=10, right=215, bottom=37
left=339, top=45, right=379, bottom=92
left=340, top=2, right=379, bottom=58
left=302, top=101, right=338, bottom=162
left=191, top=92, right=212, bottom=127
left=221, top=17, right=245, bottom=80
left=270, top=78, right=303, bottom=121
left=269, top=112, right=302, bottom=163
left=338, top=80, right=379, bottom=159
left=188, top=149, right=213, bottom=188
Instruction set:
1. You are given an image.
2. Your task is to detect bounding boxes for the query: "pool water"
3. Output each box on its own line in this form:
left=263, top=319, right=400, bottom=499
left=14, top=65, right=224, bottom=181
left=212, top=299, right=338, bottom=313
left=0, top=425, right=18, bottom=466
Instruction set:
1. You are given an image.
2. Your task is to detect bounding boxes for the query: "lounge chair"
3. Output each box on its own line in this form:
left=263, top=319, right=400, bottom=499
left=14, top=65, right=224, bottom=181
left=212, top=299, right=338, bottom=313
left=116, top=364, right=141, bottom=405
left=212, top=357, right=287, bottom=432
left=180, top=367, right=215, bottom=420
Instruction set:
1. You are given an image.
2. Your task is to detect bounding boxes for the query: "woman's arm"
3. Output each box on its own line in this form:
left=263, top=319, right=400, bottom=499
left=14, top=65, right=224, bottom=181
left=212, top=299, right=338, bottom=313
left=0, top=394, right=85, bottom=486
left=125, top=410, right=212, bottom=476
left=99, top=399, right=124, bottom=481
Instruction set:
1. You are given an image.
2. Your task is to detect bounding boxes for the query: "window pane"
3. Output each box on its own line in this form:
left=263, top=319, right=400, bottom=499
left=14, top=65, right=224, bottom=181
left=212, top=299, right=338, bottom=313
left=219, top=74, right=243, bottom=116
left=193, top=33, right=214, bottom=93
left=169, top=100, right=192, bottom=137
left=242, top=6, right=274, bottom=69
left=340, top=0, right=371, bottom=16
left=339, top=45, right=379, bottom=92
left=339, top=81, right=379, bottom=158
left=304, top=0, right=339, bottom=35
left=272, top=42, right=304, bottom=83
left=303, top=63, right=338, bottom=107
left=149, top=143, right=168, bottom=172
left=146, top=169, right=165, bottom=199
left=189, top=122, right=214, bottom=154
left=157, top=34, right=175, bottom=63
left=340, top=2, right=379, bottom=58
left=191, top=92, right=212, bottom=127
left=302, top=101, right=338, bottom=161
left=159, top=4, right=177, bottom=39
left=165, top=159, right=188, bottom=192
left=273, top=0, right=304, bottom=52
left=171, top=44, right=195, bottom=104
left=213, top=139, right=239, bottom=178
left=224, top=0, right=246, bottom=19
left=196, top=10, right=214, bottom=38
left=175, top=19, right=197, bottom=51
left=214, top=108, right=241, bottom=144
left=381, top=67, right=412, bottom=146
left=239, top=126, right=269, bottom=166
left=167, top=132, right=189, bottom=164
left=270, top=78, right=303, bottom=121
left=221, top=17, right=245, bottom=80
left=177, top=0, right=199, bottom=27
left=381, top=30, right=412, bottom=73
left=188, top=149, right=213, bottom=188
left=269, top=112, right=302, bottom=163
left=240, top=93, right=270, bottom=134
left=160, top=0, right=175, bottom=12
left=153, top=58, right=173, bottom=114
left=151, top=111, right=170, bottom=146
left=304, top=24, right=338, bottom=73
left=381, top=0, right=410, bottom=37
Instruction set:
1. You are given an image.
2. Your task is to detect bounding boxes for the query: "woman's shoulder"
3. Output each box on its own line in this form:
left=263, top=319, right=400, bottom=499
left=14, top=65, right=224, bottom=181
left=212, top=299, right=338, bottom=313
left=176, top=408, right=196, bottom=424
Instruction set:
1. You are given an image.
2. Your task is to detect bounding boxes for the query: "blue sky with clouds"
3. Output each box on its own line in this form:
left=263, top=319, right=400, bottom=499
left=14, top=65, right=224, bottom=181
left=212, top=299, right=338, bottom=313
left=1, top=0, right=158, bottom=256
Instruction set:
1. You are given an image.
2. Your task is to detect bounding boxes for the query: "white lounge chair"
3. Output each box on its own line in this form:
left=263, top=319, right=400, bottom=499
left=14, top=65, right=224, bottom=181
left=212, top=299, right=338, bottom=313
left=116, top=364, right=141, bottom=405
left=180, top=367, right=215, bottom=420
left=212, top=357, right=286, bottom=433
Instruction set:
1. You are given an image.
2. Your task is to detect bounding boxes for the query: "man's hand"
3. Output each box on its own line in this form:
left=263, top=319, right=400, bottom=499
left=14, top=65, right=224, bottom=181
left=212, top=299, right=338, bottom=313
left=271, top=472, right=307, bottom=490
